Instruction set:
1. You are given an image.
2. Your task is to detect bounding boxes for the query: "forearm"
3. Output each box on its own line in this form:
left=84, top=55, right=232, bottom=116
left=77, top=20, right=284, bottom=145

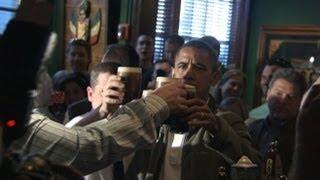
left=66, top=105, right=118, bottom=128
left=9, top=95, right=169, bottom=175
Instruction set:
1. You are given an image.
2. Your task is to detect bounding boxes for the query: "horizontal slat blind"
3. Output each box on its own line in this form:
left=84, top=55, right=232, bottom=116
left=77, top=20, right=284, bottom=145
left=154, top=0, right=175, bottom=61
left=154, top=0, right=237, bottom=66
left=0, top=0, right=19, bottom=34
left=178, top=0, right=234, bottom=65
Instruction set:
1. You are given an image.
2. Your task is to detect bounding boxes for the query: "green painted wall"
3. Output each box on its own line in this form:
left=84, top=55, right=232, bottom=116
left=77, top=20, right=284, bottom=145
left=244, top=0, right=320, bottom=107
left=120, top=0, right=133, bottom=23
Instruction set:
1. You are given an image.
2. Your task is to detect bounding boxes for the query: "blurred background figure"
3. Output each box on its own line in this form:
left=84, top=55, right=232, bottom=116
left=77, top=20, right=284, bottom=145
left=249, top=58, right=292, bottom=121
left=163, top=34, right=184, bottom=66
left=102, top=43, right=140, bottom=67
left=36, top=72, right=89, bottom=123
left=248, top=68, right=307, bottom=177
left=135, top=34, right=154, bottom=89
left=136, top=34, right=154, bottom=69
left=147, top=59, right=172, bottom=89
left=213, top=69, right=247, bottom=109
left=65, top=39, right=92, bottom=73
left=219, top=96, right=249, bottom=121
left=67, top=43, right=140, bottom=120
left=199, top=36, right=224, bottom=96
left=199, top=36, right=220, bottom=57
left=52, top=39, right=91, bottom=87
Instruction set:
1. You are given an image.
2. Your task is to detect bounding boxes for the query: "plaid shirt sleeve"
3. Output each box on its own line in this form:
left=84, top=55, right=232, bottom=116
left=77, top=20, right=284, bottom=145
left=9, top=95, right=169, bottom=175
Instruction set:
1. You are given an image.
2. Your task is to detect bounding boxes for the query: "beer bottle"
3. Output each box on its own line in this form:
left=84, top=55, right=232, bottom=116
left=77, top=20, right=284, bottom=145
left=218, top=166, right=227, bottom=180
left=264, top=141, right=279, bottom=179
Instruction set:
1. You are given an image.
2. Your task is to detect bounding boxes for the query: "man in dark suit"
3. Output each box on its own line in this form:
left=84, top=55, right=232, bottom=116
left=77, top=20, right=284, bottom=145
left=67, top=43, right=140, bottom=120
left=249, top=68, right=307, bottom=177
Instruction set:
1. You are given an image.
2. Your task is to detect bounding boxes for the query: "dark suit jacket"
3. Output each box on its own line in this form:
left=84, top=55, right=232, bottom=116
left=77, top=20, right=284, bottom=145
left=66, top=98, right=91, bottom=120
left=248, top=116, right=295, bottom=175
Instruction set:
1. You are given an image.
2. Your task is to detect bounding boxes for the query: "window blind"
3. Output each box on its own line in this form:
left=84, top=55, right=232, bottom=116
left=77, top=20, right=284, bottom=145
left=154, top=0, right=236, bottom=66
left=154, top=0, right=176, bottom=61
left=0, top=0, right=19, bottom=33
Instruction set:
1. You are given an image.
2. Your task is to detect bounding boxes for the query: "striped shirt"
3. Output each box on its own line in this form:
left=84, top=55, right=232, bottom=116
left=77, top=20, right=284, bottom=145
left=9, top=95, right=169, bottom=175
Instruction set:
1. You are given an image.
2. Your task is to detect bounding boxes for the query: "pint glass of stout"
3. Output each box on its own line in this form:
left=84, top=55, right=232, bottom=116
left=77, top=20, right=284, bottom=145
left=117, top=67, right=142, bottom=103
left=142, top=89, right=153, bottom=99
left=156, top=77, right=196, bottom=99
left=185, top=84, right=196, bottom=99
left=155, top=77, right=178, bottom=89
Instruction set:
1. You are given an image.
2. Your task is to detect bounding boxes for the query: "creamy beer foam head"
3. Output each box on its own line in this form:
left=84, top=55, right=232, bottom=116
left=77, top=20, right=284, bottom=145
left=117, top=67, right=142, bottom=103
left=117, top=67, right=142, bottom=74
left=185, top=84, right=196, bottom=99
left=142, top=89, right=153, bottom=99
left=155, top=77, right=179, bottom=89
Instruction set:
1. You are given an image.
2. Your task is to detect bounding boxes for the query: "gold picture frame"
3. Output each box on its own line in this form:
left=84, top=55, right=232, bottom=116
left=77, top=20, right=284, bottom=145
left=253, top=25, right=320, bottom=106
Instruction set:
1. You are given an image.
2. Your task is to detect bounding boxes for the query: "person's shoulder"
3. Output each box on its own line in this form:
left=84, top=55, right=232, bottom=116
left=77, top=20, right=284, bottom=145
left=216, top=111, right=242, bottom=124
left=67, top=98, right=91, bottom=120
left=68, top=98, right=90, bottom=110
left=29, top=108, right=55, bottom=124
left=53, top=70, right=69, bottom=78
left=248, top=118, right=265, bottom=133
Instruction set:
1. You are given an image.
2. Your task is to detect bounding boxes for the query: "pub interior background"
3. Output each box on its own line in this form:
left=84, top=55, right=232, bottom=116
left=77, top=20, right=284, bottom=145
left=2, top=0, right=320, bottom=179
left=1, top=0, right=320, bottom=109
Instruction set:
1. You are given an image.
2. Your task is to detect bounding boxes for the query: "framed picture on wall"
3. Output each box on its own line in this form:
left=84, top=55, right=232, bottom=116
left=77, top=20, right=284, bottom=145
left=253, top=25, right=320, bottom=106
left=65, top=0, right=108, bottom=69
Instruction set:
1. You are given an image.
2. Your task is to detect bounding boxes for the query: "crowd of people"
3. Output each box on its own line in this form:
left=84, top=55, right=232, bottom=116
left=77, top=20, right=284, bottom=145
left=1, top=0, right=320, bottom=180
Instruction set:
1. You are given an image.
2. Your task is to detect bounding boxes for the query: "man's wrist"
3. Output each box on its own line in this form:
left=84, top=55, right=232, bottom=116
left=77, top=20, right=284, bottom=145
left=144, top=95, right=170, bottom=126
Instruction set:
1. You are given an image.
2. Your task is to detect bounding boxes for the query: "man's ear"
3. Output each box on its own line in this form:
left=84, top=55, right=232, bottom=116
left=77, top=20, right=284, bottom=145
left=171, top=68, right=176, bottom=78
left=266, top=88, right=272, bottom=101
left=87, top=86, right=93, bottom=102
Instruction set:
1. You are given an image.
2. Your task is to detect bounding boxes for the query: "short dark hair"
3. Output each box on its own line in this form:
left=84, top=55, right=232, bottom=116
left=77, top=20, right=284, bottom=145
left=66, top=39, right=90, bottom=57
left=177, top=40, right=219, bottom=71
left=165, top=35, right=184, bottom=47
left=269, top=68, right=307, bottom=96
left=90, top=62, right=119, bottom=87
left=267, top=57, right=292, bottom=68
left=136, top=34, right=154, bottom=46
left=101, top=43, right=140, bottom=67
left=199, top=36, right=220, bottom=56
left=58, top=72, right=89, bottom=92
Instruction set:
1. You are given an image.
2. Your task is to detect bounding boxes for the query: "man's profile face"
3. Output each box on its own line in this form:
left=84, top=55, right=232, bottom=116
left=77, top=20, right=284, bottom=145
left=135, top=35, right=154, bottom=61
left=267, top=78, right=301, bottom=120
left=260, top=65, right=278, bottom=97
left=172, top=47, right=216, bottom=100
left=67, top=45, right=90, bottom=72
left=164, top=42, right=180, bottom=66
left=87, top=72, right=112, bottom=109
